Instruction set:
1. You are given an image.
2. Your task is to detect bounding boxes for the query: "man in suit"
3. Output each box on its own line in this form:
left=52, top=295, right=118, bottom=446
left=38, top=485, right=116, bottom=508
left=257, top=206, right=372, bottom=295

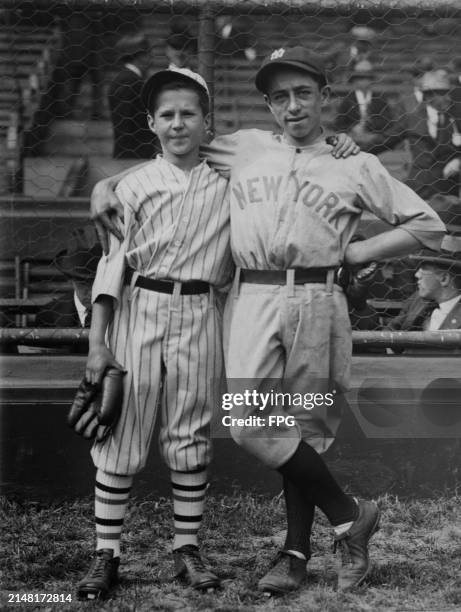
left=108, top=32, right=159, bottom=159
left=405, top=70, right=461, bottom=200
left=399, top=56, right=434, bottom=116
left=35, top=225, right=101, bottom=331
left=334, top=60, right=396, bottom=154
left=387, top=234, right=461, bottom=332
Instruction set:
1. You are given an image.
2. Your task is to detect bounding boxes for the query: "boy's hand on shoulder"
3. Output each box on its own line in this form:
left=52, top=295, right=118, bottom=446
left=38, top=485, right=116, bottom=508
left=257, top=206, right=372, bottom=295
left=86, top=344, right=125, bottom=385
left=91, top=177, right=124, bottom=255
left=326, top=133, right=360, bottom=159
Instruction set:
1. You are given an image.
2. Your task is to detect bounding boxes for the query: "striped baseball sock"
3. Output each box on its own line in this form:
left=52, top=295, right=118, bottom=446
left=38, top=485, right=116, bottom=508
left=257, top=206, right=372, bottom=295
left=95, top=469, right=133, bottom=558
left=171, top=468, right=208, bottom=550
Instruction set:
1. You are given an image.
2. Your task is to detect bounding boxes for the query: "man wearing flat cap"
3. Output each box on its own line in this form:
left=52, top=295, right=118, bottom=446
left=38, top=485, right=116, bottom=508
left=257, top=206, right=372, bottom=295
left=88, top=46, right=445, bottom=595
left=334, top=59, right=396, bottom=154
left=388, top=234, right=461, bottom=334
left=108, top=32, right=159, bottom=159
left=404, top=69, right=461, bottom=199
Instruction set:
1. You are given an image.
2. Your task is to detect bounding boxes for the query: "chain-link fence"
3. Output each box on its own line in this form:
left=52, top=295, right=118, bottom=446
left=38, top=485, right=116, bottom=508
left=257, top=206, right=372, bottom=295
left=1, top=0, right=461, bottom=349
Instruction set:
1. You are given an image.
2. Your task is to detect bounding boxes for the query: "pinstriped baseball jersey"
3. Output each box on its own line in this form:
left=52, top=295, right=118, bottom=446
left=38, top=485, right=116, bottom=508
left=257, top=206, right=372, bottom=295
left=91, top=157, right=231, bottom=475
left=92, top=156, right=232, bottom=302
left=203, top=128, right=445, bottom=465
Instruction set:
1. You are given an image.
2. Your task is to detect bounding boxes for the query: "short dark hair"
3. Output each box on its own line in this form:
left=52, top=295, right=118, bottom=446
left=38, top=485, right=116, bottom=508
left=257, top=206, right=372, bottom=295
left=147, top=79, right=209, bottom=116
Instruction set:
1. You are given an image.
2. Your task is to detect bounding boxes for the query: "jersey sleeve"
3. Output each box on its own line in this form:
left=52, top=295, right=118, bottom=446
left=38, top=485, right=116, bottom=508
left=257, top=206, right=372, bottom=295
left=91, top=183, right=131, bottom=306
left=200, top=131, right=240, bottom=178
left=356, top=154, right=446, bottom=250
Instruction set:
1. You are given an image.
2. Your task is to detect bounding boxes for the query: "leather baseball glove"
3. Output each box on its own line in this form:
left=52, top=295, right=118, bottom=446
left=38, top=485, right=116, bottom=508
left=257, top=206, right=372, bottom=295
left=338, top=260, right=379, bottom=310
left=68, top=367, right=124, bottom=442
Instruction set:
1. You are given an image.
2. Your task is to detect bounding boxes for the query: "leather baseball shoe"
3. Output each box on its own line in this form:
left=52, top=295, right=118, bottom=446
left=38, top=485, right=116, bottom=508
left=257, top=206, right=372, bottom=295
left=173, top=544, right=220, bottom=590
left=257, top=550, right=307, bottom=595
left=76, top=548, right=119, bottom=600
left=334, top=499, right=380, bottom=591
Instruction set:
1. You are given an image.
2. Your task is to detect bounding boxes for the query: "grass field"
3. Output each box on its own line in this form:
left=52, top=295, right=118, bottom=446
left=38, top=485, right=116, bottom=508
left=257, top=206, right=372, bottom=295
left=1, top=491, right=461, bottom=612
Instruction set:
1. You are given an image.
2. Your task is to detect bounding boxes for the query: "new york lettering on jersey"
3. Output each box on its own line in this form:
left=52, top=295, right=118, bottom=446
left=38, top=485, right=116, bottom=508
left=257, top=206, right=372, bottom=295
left=231, top=170, right=359, bottom=229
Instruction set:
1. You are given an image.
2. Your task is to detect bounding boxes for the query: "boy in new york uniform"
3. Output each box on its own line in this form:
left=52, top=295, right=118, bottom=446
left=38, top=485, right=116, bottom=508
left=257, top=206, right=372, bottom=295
left=205, top=47, right=445, bottom=594
left=76, top=67, right=232, bottom=600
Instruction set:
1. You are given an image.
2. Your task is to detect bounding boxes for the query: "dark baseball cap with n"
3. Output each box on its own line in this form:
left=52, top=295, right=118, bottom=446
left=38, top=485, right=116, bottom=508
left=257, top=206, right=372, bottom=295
left=255, top=46, right=328, bottom=93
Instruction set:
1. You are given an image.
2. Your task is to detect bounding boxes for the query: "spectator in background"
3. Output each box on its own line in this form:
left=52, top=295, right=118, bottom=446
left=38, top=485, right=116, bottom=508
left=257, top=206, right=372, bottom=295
left=36, top=225, right=101, bottom=330
left=348, top=25, right=377, bottom=70
left=216, top=16, right=257, bottom=62
left=108, top=32, right=159, bottom=159
left=405, top=69, right=461, bottom=200
left=165, top=30, right=196, bottom=70
left=334, top=60, right=396, bottom=154
left=448, top=56, right=461, bottom=130
left=51, top=10, right=104, bottom=120
left=386, top=235, right=461, bottom=333
left=399, top=56, right=434, bottom=115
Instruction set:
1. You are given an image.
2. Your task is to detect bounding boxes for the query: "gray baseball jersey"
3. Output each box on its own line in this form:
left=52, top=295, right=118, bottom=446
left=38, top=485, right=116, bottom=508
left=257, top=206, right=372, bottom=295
left=203, top=129, right=446, bottom=466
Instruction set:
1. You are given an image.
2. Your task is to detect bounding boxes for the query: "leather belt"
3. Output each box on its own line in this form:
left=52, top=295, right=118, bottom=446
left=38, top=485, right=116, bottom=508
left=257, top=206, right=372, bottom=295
left=125, top=268, right=210, bottom=295
left=239, top=268, right=338, bottom=285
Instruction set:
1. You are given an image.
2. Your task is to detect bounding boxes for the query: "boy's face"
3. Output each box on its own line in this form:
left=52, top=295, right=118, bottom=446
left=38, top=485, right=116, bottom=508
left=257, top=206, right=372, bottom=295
left=147, top=88, right=209, bottom=163
left=265, top=68, right=328, bottom=147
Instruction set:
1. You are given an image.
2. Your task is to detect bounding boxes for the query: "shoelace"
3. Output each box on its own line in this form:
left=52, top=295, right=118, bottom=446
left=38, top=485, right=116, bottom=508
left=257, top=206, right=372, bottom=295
left=179, top=547, right=207, bottom=572
left=88, top=554, right=112, bottom=580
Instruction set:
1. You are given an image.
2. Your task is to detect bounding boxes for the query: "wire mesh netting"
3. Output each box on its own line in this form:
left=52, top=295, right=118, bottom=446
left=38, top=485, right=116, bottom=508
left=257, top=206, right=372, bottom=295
left=1, top=0, right=461, bottom=348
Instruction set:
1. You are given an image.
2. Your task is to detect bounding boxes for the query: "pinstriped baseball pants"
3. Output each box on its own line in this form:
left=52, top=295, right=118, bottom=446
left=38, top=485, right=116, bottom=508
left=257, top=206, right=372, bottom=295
left=91, top=284, right=223, bottom=475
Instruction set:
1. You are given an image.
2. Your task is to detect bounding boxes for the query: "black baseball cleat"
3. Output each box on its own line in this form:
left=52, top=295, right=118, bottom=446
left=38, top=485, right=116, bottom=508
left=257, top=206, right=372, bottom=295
left=173, top=544, right=221, bottom=591
left=76, top=548, right=120, bottom=600
left=257, top=550, right=308, bottom=595
left=334, top=499, right=380, bottom=592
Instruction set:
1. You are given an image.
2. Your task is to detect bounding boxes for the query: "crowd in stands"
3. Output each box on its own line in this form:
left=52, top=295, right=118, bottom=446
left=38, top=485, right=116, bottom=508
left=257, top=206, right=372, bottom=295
left=3, top=10, right=461, bottom=351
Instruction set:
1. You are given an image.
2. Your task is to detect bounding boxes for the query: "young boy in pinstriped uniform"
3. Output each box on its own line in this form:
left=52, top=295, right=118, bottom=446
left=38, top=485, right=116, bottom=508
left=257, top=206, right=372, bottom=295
left=76, top=67, right=233, bottom=600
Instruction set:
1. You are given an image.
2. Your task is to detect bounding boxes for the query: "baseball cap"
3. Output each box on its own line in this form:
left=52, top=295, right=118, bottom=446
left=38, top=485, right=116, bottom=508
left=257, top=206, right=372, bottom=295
left=141, top=67, right=210, bottom=111
left=255, top=46, right=328, bottom=93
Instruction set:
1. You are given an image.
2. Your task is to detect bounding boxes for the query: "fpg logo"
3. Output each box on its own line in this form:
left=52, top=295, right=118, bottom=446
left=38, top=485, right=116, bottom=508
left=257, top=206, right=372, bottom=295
left=270, top=48, right=285, bottom=61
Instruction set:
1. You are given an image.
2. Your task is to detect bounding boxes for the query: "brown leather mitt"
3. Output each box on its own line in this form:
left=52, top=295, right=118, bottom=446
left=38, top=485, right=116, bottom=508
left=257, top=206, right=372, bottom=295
left=68, top=368, right=124, bottom=442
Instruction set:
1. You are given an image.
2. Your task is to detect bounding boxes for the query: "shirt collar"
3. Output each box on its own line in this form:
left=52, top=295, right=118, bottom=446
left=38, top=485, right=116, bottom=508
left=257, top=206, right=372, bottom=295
left=276, top=127, right=325, bottom=149
left=426, top=104, right=439, bottom=124
left=125, top=63, right=143, bottom=78
left=437, top=294, right=461, bottom=315
left=355, top=89, right=372, bottom=105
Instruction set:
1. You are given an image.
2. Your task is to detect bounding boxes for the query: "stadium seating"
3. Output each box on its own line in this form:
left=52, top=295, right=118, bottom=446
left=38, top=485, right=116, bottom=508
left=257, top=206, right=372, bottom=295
left=0, top=23, right=61, bottom=194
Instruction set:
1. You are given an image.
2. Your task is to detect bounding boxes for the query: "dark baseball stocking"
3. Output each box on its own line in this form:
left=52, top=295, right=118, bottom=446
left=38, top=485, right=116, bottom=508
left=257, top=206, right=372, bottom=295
left=278, top=441, right=358, bottom=526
